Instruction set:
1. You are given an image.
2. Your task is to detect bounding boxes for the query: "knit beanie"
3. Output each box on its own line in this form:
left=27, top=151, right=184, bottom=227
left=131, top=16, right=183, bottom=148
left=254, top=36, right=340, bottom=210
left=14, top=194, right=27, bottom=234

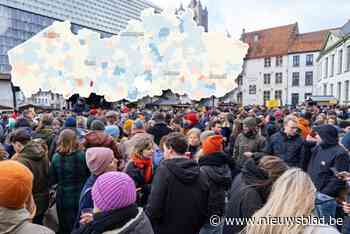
left=202, top=135, right=223, bottom=155
left=123, top=120, right=134, bottom=131
left=132, top=119, right=144, bottom=130
left=105, top=125, right=120, bottom=138
left=91, top=119, right=105, bottom=131
left=243, top=117, right=257, bottom=128
left=92, top=172, right=136, bottom=212
left=86, top=147, right=114, bottom=175
left=64, top=116, right=77, bottom=128
left=185, top=112, right=199, bottom=126
left=0, top=161, right=33, bottom=209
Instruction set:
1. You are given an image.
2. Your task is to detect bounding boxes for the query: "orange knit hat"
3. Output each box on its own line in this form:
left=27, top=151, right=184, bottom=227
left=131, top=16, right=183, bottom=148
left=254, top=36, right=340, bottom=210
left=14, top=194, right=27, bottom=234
left=0, top=161, right=33, bottom=209
left=202, top=135, right=223, bottom=155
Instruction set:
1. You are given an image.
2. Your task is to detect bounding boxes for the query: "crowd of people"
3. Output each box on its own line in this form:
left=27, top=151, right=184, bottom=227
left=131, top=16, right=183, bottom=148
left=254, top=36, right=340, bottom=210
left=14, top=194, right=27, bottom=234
left=1, top=102, right=350, bottom=234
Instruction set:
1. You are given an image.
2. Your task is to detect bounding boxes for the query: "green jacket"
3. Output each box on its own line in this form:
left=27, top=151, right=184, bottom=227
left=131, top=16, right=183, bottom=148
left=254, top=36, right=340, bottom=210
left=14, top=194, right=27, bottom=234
left=234, top=133, right=266, bottom=168
left=16, top=141, right=50, bottom=217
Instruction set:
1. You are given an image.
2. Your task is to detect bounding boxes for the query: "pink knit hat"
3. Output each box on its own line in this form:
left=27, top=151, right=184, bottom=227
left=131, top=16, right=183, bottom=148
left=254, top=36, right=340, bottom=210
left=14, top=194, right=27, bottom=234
left=86, top=147, right=114, bottom=175
left=92, top=172, right=136, bottom=212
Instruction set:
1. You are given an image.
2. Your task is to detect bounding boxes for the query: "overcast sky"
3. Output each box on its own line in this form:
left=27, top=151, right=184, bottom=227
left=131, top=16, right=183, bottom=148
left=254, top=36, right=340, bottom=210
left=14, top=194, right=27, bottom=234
left=150, top=0, right=350, bottom=39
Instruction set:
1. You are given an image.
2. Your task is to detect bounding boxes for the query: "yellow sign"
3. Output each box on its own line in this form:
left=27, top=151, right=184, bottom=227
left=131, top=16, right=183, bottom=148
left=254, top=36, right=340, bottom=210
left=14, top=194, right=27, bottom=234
left=266, top=99, right=280, bottom=108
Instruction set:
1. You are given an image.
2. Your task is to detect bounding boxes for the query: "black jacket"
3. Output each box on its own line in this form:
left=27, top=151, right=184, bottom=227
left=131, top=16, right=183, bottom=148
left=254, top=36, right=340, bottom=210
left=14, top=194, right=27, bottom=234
left=199, top=152, right=232, bottom=218
left=125, top=162, right=152, bottom=207
left=264, top=130, right=306, bottom=168
left=223, top=159, right=269, bottom=234
left=146, top=122, right=172, bottom=145
left=72, top=205, right=154, bottom=234
left=145, top=157, right=208, bottom=234
left=308, top=125, right=350, bottom=198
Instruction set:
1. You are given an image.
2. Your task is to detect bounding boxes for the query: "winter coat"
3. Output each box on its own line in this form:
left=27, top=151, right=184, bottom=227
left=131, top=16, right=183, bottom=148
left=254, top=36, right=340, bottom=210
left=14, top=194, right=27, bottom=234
left=75, top=175, right=98, bottom=229
left=187, top=145, right=200, bottom=158
left=198, top=152, right=232, bottom=218
left=72, top=205, right=153, bottom=234
left=234, top=132, right=265, bottom=168
left=146, top=122, right=172, bottom=145
left=264, top=130, right=307, bottom=168
left=15, top=141, right=50, bottom=219
left=83, top=131, right=123, bottom=163
left=145, top=157, right=209, bottom=234
left=0, top=207, right=54, bottom=234
left=223, top=159, right=270, bottom=234
left=49, top=150, right=90, bottom=234
left=32, top=127, right=54, bottom=151
left=308, top=125, right=350, bottom=198
left=125, top=161, right=152, bottom=207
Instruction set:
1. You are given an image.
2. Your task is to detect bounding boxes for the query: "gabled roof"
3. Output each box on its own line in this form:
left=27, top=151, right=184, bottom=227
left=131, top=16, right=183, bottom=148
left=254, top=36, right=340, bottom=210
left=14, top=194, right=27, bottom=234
left=289, top=29, right=331, bottom=54
left=242, top=23, right=298, bottom=59
left=317, top=20, right=350, bottom=61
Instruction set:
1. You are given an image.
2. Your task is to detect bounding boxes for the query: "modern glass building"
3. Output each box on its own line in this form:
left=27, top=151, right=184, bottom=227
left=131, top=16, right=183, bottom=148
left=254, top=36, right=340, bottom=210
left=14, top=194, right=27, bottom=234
left=0, top=0, right=161, bottom=74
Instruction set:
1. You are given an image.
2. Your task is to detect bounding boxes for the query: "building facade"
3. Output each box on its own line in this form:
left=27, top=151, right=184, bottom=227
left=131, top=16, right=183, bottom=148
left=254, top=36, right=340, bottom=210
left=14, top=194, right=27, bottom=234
left=0, top=0, right=161, bottom=109
left=176, top=0, right=208, bottom=32
left=316, top=20, right=350, bottom=104
left=24, top=89, right=66, bottom=110
left=240, top=23, right=330, bottom=106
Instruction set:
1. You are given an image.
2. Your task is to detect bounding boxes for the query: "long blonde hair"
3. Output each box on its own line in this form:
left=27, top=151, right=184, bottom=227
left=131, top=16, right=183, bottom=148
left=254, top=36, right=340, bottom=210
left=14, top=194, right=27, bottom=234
left=243, top=168, right=316, bottom=234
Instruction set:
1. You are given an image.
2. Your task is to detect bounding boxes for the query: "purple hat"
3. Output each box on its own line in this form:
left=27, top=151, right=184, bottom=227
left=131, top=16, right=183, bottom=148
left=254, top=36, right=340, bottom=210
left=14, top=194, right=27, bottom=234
left=86, top=147, right=114, bottom=175
left=92, top=172, right=136, bottom=212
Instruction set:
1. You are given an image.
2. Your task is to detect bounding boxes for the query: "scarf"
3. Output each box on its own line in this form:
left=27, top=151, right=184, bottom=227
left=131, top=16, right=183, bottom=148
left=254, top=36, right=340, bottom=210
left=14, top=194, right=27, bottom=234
left=132, top=154, right=153, bottom=184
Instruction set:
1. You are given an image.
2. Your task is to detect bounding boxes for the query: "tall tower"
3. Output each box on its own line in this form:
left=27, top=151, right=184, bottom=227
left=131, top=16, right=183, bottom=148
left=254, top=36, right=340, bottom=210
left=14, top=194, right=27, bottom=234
left=176, top=0, right=208, bottom=32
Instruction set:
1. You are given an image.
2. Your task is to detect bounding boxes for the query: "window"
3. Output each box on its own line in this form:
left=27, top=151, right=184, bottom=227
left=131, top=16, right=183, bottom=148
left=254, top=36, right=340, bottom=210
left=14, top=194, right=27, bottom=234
left=291, top=93, right=299, bottom=106
left=276, top=56, right=283, bottom=67
left=345, top=81, right=350, bottom=102
left=275, top=90, right=282, bottom=100
left=293, top=55, right=300, bottom=67
left=330, top=54, right=335, bottom=77
left=263, top=74, right=271, bottom=84
left=249, top=85, right=256, bottom=94
left=305, top=93, right=312, bottom=100
left=292, top=72, right=300, bottom=86
left=263, top=91, right=270, bottom=103
left=306, top=54, right=313, bottom=66
left=323, top=84, right=327, bottom=96
left=264, top=57, right=271, bottom=67
left=325, top=57, right=328, bottom=78
left=275, top=72, right=283, bottom=84
left=338, top=82, right=342, bottom=100
left=339, top=50, right=343, bottom=74
left=347, top=46, right=350, bottom=72
left=305, top=72, right=313, bottom=86
left=330, top=84, right=334, bottom=96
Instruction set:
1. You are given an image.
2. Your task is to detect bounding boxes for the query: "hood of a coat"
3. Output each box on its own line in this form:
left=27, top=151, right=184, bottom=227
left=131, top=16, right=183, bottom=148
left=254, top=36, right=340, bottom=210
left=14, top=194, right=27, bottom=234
left=0, top=207, right=30, bottom=234
left=165, top=157, right=200, bottom=184
left=315, top=124, right=338, bottom=147
left=20, top=141, right=46, bottom=161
